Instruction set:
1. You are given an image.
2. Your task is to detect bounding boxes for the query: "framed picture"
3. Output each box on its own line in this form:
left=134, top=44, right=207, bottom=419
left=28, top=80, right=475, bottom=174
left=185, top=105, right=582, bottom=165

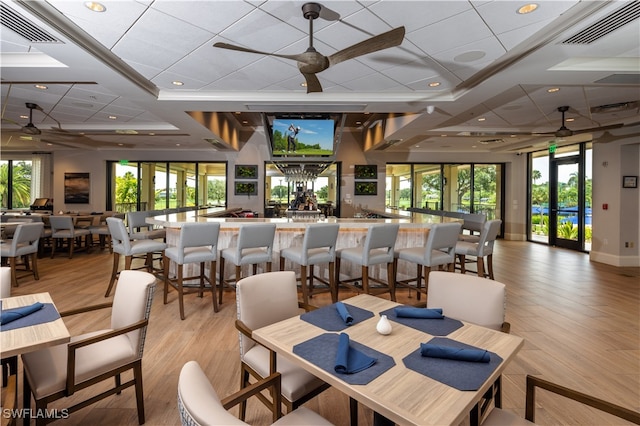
left=354, top=181, right=377, bottom=196
left=235, top=181, right=258, bottom=196
left=354, top=164, right=377, bottom=180
left=235, top=165, right=258, bottom=179
left=623, top=175, right=637, bottom=188
left=64, top=172, right=90, bottom=204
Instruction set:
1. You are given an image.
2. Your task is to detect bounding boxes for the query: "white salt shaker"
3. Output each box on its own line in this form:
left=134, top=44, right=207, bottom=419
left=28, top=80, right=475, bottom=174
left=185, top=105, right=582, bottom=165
left=376, top=315, right=392, bottom=335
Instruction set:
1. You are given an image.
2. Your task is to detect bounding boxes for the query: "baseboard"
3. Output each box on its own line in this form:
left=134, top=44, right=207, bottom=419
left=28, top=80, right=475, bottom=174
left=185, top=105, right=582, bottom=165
left=590, top=251, right=640, bottom=267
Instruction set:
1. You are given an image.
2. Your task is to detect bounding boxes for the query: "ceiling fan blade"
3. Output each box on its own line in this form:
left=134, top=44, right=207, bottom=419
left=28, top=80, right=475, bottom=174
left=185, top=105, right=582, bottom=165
left=302, top=73, right=323, bottom=93
left=572, top=122, right=625, bottom=134
left=328, top=26, right=405, bottom=67
left=213, top=42, right=307, bottom=62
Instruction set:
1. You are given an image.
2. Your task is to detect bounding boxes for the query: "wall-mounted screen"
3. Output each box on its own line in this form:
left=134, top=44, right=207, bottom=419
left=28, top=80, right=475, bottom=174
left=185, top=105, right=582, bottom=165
left=271, top=117, right=335, bottom=157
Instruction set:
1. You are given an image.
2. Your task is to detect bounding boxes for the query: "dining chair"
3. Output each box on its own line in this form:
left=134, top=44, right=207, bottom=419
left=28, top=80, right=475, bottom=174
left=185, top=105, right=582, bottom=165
left=335, top=223, right=399, bottom=301
left=279, top=223, right=340, bottom=304
left=455, top=219, right=501, bottom=279
left=219, top=223, right=276, bottom=304
left=427, top=271, right=510, bottom=332
left=163, top=222, right=220, bottom=320
left=48, top=215, right=92, bottom=259
left=393, top=222, right=461, bottom=301
left=105, top=217, right=166, bottom=297
left=127, top=210, right=166, bottom=241
left=89, top=212, right=124, bottom=252
left=235, top=271, right=330, bottom=419
left=483, top=375, right=640, bottom=425
left=178, top=361, right=333, bottom=425
left=21, top=270, right=157, bottom=426
left=457, top=213, right=486, bottom=243
left=0, top=222, right=44, bottom=287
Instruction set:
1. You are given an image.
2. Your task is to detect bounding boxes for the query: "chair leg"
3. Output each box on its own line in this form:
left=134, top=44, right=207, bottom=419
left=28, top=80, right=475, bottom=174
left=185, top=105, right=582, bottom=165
left=239, top=366, right=250, bottom=421
left=31, top=253, right=39, bottom=280
left=163, top=255, right=170, bottom=305
left=415, top=263, right=423, bottom=300
left=177, top=264, right=185, bottom=320
left=106, top=252, right=120, bottom=297
left=209, top=260, right=219, bottom=313
left=9, top=257, right=18, bottom=287
left=235, top=265, right=242, bottom=282
left=335, top=257, right=342, bottom=292
left=487, top=254, right=495, bottom=280
left=68, top=238, right=74, bottom=259
left=133, top=360, right=146, bottom=425
left=300, top=265, right=309, bottom=305
left=387, top=261, right=396, bottom=302
left=422, top=265, right=432, bottom=297
left=477, top=257, right=485, bottom=278
left=458, top=254, right=466, bottom=274
left=329, top=261, right=337, bottom=303
left=361, top=266, right=370, bottom=295
left=266, top=261, right=272, bottom=272
left=218, top=259, right=225, bottom=305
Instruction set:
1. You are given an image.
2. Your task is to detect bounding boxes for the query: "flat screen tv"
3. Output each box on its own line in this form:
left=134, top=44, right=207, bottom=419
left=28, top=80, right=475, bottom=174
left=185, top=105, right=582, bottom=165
left=265, top=113, right=343, bottom=159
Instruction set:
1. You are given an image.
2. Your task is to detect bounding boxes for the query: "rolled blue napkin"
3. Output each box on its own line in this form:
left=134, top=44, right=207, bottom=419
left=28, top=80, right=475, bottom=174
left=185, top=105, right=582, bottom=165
left=334, top=333, right=377, bottom=374
left=335, top=302, right=353, bottom=325
left=1, top=302, right=44, bottom=325
left=420, top=343, right=490, bottom=363
left=394, top=306, right=444, bottom=319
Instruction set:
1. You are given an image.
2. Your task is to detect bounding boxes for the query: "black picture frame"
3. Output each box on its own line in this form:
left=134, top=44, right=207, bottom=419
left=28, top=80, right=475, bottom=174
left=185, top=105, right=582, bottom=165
left=622, top=175, right=637, bottom=188
left=235, top=165, right=258, bottom=179
left=64, top=172, right=90, bottom=204
left=235, top=181, right=258, bottom=196
left=354, top=164, right=378, bottom=180
left=354, top=181, right=377, bottom=196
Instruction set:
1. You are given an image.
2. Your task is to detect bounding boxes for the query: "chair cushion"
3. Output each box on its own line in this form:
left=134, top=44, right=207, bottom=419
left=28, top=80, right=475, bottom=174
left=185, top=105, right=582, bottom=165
left=165, top=246, right=216, bottom=264
left=273, top=407, right=334, bottom=425
left=22, top=330, right=137, bottom=399
left=337, top=247, right=392, bottom=266
left=280, top=247, right=333, bottom=266
left=130, top=229, right=166, bottom=240
left=396, top=247, right=453, bottom=267
left=113, top=239, right=166, bottom=256
left=221, top=247, right=271, bottom=266
left=243, top=345, right=325, bottom=403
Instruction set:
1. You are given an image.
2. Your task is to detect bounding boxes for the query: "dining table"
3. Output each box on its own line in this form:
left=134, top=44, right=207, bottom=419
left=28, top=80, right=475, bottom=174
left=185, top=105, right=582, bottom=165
left=1, top=292, right=70, bottom=358
left=252, top=294, right=524, bottom=426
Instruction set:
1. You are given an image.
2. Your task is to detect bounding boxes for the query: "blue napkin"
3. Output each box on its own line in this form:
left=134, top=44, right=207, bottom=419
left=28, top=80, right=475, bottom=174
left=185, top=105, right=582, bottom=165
left=334, top=333, right=377, bottom=374
left=420, top=343, right=490, bottom=363
left=1, top=302, right=44, bottom=325
left=335, top=302, right=353, bottom=325
left=394, top=306, right=444, bottom=319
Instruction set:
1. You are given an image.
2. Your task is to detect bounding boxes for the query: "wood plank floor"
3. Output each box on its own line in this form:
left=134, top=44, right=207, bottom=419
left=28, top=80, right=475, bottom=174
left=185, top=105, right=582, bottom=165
left=4, top=240, right=639, bottom=425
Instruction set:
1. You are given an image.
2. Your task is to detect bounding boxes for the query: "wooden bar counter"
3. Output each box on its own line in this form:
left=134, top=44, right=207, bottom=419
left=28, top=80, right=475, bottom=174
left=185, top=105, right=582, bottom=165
left=147, top=208, right=461, bottom=284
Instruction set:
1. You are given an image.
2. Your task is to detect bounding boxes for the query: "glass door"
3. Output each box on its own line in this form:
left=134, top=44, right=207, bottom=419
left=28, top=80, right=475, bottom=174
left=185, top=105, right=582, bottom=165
left=549, top=147, right=585, bottom=250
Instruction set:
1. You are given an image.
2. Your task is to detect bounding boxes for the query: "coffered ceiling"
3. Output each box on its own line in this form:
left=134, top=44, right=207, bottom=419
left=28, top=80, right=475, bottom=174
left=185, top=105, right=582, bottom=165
left=1, top=0, right=639, bottom=153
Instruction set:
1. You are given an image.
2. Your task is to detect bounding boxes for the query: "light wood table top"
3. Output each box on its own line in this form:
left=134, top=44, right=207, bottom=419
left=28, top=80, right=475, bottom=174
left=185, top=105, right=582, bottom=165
left=1, top=292, right=70, bottom=358
left=252, top=294, right=524, bottom=426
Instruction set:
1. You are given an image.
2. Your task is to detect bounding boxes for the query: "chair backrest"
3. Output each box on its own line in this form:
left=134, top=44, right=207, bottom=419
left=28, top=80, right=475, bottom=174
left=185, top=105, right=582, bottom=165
left=236, top=271, right=299, bottom=357
left=476, top=219, right=501, bottom=256
left=6, top=223, right=44, bottom=256
left=427, top=271, right=506, bottom=330
left=107, top=217, right=133, bottom=254
left=300, top=223, right=340, bottom=259
left=0, top=266, right=11, bottom=298
left=361, top=224, right=399, bottom=265
left=48, top=216, right=74, bottom=234
left=178, top=360, right=247, bottom=426
left=462, top=213, right=486, bottom=234
left=176, top=222, right=220, bottom=262
left=127, top=210, right=152, bottom=234
left=111, top=270, right=156, bottom=358
left=424, top=222, right=462, bottom=262
left=236, top=223, right=276, bottom=256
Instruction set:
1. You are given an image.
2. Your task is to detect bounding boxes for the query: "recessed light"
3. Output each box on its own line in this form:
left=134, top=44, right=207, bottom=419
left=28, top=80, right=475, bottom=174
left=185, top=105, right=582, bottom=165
left=20, top=115, right=28, bottom=119
left=176, top=143, right=181, bottom=146
left=149, top=133, right=155, bottom=136
left=477, top=117, right=486, bottom=122
left=301, top=82, right=307, bottom=87
left=34, top=84, right=47, bottom=90
left=84, top=2, right=106, bottom=12
left=547, top=87, right=560, bottom=93
left=428, top=82, right=441, bottom=87
left=117, top=143, right=124, bottom=146
left=108, top=115, right=117, bottom=120
left=356, top=121, right=362, bottom=125
left=517, top=3, right=538, bottom=14
left=172, top=81, right=184, bottom=86
left=566, top=118, right=574, bottom=122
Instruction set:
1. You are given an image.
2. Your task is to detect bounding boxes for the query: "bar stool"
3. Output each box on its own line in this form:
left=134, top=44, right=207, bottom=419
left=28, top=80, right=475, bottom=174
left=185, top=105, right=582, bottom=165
left=89, top=212, right=124, bottom=252
left=104, top=217, right=166, bottom=297
left=219, top=223, right=276, bottom=304
left=335, top=223, right=399, bottom=301
left=49, top=216, right=92, bottom=259
left=393, top=222, right=461, bottom=300
left=127, top=210, right=166, bottom=241
left=0, top=222, right=44, bottom=287
left=279, top=223, right=340, bottom=304
left=163, top=222, right=220, bottom=320
left=455, top=219, right=501, bottom=279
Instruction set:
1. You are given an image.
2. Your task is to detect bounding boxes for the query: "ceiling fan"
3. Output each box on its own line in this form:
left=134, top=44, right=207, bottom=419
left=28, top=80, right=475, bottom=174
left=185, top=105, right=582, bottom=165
left=213, top=2, right=405, bottom=93
left=535, top=105, right=627, bottom=138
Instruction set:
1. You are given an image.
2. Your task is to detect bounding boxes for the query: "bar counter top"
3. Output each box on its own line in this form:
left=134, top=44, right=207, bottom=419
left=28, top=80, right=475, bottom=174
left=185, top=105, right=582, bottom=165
left=146, top=207, right=460, bottom=229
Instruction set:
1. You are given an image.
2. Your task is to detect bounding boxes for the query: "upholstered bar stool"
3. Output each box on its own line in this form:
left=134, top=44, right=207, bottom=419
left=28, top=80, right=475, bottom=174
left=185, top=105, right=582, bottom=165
left=0, top=222, right=44, bottom=287
left=163, top=222, right=220, bottom=320
left=279, top=223, right=340, bottom=304
left=335, top=223, right=399, bottom=301
left=219, top=223, right=276, bottom=304
left=127, top=210, right=166, bottom=241
left=89, top=212, right=124, bottom=252
left=393, top=222, right=461, bottom=300
left=49, top=216, right=91, bottom=259
left=455, top=219, right=501, bottom=279
left=104, top=217, right=166, bottom=297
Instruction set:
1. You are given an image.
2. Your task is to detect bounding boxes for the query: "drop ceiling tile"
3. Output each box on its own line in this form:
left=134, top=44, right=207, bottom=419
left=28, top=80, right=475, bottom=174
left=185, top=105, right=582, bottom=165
left=149, top=1, right=255, bottom=34
left=475, top=1, right=578, bottom=35
left=368, top=1, right=472, bottom=32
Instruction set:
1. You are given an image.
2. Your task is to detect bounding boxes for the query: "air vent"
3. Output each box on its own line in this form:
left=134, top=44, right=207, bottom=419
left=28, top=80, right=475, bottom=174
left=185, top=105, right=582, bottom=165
left=203, top=138, right=234, bottom=151
left=562, top=1, right=640, bottom=44
left=0, top=4, right=61, bottom=43
left=591, top=100, right=639, bottom=114
left=480, top=139, right=504, bottom=145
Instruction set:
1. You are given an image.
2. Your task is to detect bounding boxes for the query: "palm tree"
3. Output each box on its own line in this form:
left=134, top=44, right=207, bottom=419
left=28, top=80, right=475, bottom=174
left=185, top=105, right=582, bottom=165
left=0, top=162, right=32, bottom=209
left=532, top=169, right=542, bottom=185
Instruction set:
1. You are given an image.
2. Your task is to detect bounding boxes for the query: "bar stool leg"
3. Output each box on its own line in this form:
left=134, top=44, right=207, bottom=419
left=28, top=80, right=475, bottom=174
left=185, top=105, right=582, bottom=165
left=300, top=265, right=309, bottom=305
left=387, top=262, right=396, bottom=302
left=106, top=252, right=120, bottom=297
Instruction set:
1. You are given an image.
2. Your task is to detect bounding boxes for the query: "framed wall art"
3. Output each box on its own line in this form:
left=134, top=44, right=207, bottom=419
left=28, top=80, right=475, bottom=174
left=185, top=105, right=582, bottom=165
left=354, top=181, right=377, bottom=196
left=235, top=181, right=258, bottom=196
left=622, top=175, right=637, bottom=188
left=354, top=164, right=377, bottom=180
left=235, top=165, right=258, bottom=180
left=64, top=172, right=90, bottom=204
